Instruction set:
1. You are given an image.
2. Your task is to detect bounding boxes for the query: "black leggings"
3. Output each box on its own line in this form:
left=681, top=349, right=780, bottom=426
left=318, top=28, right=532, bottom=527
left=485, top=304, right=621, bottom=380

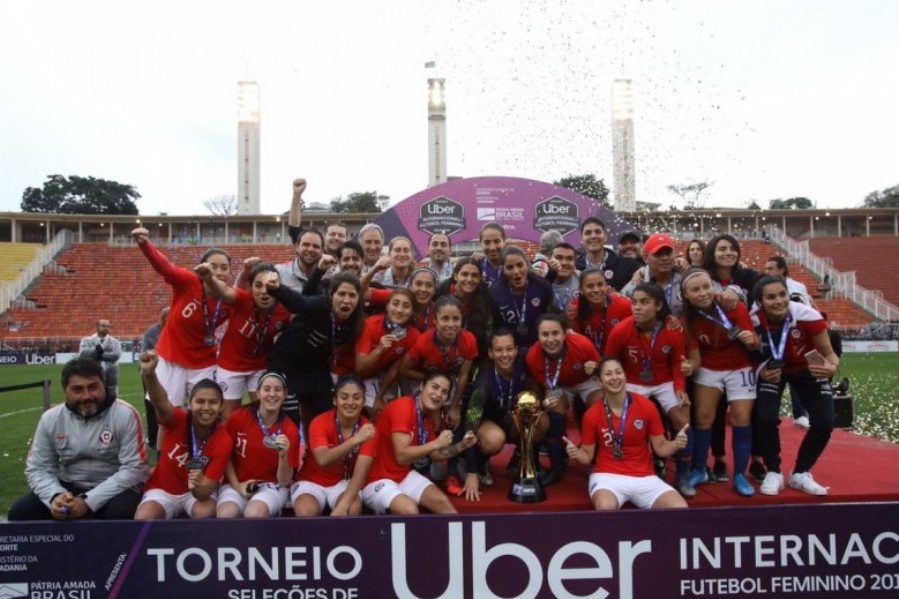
left=753, top=370, right=834, bottom=474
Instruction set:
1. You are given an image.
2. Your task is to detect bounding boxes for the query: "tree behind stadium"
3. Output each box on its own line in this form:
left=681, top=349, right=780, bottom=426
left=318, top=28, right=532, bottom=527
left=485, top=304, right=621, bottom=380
left=21, top=174, right=140, bottom=215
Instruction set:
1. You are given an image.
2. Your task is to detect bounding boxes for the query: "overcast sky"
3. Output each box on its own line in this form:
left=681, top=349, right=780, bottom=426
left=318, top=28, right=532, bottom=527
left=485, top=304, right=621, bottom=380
left=1, top=0, right=896, bottom=216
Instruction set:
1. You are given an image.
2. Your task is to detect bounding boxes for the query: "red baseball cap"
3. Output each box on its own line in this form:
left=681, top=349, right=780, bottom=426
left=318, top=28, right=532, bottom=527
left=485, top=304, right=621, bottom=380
left=644, top=233, right=676, bottom=256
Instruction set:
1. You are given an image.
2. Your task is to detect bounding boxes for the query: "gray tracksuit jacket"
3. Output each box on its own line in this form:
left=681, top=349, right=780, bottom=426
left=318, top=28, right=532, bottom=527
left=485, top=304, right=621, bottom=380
left=25, top=398, right=150, bottom=511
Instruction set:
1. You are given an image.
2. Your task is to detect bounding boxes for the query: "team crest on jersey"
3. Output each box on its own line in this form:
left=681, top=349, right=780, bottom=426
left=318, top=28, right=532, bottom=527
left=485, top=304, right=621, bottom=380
left=275, top=321, right=285, bottom=330
left=396, top=347, right=405, bottom=355
left=604, top=270, right=614, bottom=280
left=634, top=419, right=644, bottom=430
left=791, top=329, right=801, bottom=338
left=662, top=345, right=671, bottom=354
left=611, top=318, right=620, bottom=326
left=531, top=297, right=541, bottom=307
left=573, top=362, right=582, bottom=370
left=99, top=430, right=114, bottom=445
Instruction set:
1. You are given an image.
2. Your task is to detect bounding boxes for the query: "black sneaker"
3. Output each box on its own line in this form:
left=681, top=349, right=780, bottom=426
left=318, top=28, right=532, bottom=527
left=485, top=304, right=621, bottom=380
left=705, top=466, right=717, bottom=483
left=749, top=460, right=767, bottom=484
left=713, top=460, right=729, bottom=482
left=539, top=467, right=565, bottom=487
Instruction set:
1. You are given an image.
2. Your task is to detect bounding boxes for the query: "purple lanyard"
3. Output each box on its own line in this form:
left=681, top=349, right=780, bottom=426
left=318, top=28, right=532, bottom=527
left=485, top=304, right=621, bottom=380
left=586, top=300, right=609, bottom=354
left=413, top=396, right=428, bottom=446
left=494, top=368, right=514, bottom=411
left=508, top=283, right=529, bottom=326
left=434, top=331, right=458, bottom=370
left=201, top=289, right=224, bottom=340
left=190, top=419, right=214, bottom=460
left=765, top=313, right=792, bottom=362
left=543, top=346, right=566, bottom=389
left=636, top=322, right=662, bottom=372
left=256, top=410, right=283, bottom=438
left=602, top=393, right=631, bottom=458
left=252, top=307, right=275, bottom=356
left=698, top=302, right=736, bottom=336
left=335, top=413, right=361, bottom=480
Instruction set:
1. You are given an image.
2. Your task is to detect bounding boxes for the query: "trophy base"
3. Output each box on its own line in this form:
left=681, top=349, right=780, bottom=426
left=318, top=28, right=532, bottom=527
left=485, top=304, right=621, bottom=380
left=508, top=477, right=546, bottom=504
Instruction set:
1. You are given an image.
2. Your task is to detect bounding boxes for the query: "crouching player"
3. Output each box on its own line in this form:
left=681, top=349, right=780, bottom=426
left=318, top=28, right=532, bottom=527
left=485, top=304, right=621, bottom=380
left=291, top=376, right=377, bottom=516
left=136, top=351, right=232, bottom=519
left=362, top=372, right=477, bottom=514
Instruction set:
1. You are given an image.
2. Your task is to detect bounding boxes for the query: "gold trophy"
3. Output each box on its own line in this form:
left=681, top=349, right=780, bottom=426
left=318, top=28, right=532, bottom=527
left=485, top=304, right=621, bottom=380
left=508, top=391, right=546, bottom=503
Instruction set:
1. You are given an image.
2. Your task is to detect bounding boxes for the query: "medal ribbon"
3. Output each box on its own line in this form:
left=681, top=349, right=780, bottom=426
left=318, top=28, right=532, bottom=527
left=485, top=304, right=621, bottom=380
left=586, top=299, right=609, bottom=354
left=252, top=307, right=275, bottom=356
left=189, top=415, right=215, bottom=461
left=413, top=395, right=429, bottom=446
left=256, top=409, right=283, bottom=438
left=509, top=282, right=529, bottom=329
left=201, top=289, right=224, bottom=342
left=636, top=321, right=662, bottom=375
left=494, top=367, right=514, bottom=411
left=543, top=345, right=567, bottom=389
left=335, top=413, right=361, bottom=480
left=433, top=330, right=458, bottom=370
left=697, top=302, right=737, bottom=337
left=602, top=392, right=631, bottom=458
left=765, top=313, right=792, bottom=363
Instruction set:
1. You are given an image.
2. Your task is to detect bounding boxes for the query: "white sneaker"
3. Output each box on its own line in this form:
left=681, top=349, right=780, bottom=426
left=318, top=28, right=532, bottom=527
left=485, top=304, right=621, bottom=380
left=793, top=415, right=811, bottom=429
left=789, top=471, right=828, bottom=495
left=760, top=471, right=784, bottom=496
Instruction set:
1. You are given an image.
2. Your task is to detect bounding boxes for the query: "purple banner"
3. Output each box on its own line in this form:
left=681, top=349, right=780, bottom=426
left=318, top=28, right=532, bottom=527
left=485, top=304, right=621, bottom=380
left=0, top=351, right=55, bottom=366
left=376, top=176, right=635, bottom=256
left=2, top=503, right=898, bottom=598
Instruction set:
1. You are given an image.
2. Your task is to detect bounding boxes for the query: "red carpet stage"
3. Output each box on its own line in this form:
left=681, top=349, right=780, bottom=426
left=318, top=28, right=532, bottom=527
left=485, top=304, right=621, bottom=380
left=449, top=418, right=899, bottom=513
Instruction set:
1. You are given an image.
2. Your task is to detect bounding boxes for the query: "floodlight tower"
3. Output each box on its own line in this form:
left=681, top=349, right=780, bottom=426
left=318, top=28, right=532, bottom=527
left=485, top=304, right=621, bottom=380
left=427, top=67, right=447, bottom=188
left=237, top=81, right=261, bottom=215
left=612, top=79, right=636, bottom=212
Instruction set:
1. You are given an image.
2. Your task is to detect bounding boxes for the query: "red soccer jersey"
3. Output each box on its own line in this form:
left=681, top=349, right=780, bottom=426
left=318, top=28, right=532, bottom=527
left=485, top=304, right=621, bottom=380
left=298, top=409, right=378, bottom=487
left=139, top=241, right=231, bottom=368
left=604, top=317, right=686, bottom=390
left=366, top=396, right=436, bottom=483
left=525, top=331, right=600, bottom=389
left=685, top=302, right=754, bottom=370
left=408, top=328, right=478, bottom=374
left=355, top=314, right=421, bottom=378
left=581, top=392, right=665, bottom=476
left=217, top=289, right=291, bottom=372
left=570, top=293, right=633, bottom=357
left=146, top=408, right=233, bottom=494
left=754, top=303, right=828, bottom=374
left=225, top=407, right=301, bottom=483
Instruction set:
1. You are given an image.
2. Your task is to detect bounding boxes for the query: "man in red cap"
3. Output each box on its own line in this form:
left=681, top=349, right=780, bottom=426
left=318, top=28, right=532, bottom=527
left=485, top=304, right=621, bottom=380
left=621, top=233, right=685, bottom=317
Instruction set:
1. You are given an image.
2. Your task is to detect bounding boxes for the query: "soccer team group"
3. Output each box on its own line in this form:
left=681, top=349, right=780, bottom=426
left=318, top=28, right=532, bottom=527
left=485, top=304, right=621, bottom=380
left=9, top=179, right=840, bottom=521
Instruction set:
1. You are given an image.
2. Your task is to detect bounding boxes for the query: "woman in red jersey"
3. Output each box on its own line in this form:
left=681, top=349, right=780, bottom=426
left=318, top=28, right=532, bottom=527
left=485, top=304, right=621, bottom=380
left=398, top=296, right=479, bottom=427
left=524, top=313, right=600, bottom=485
left=569, top=267, right=633, bottom=357
left=361, top=372, right=476, bottom=515
left=565, top=357, right=689, bottom=510
left=216, top=372, right=301, bottom=518
left=356, top=288, right=420, bottom=417
left=291, top=376, right=377, bottom=516
left=680, top=268, right=760, bottom=497
left=136, top=351, right=232, bottom=520
left=750, top=276, right=838, bottom=497
left=196, top=260, right=291, bottom=416
left=604, top=283, right=692, bottom=491
left=409, top=267, right=437, bottom=332
left=131, top=227, right=232, bottom=411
